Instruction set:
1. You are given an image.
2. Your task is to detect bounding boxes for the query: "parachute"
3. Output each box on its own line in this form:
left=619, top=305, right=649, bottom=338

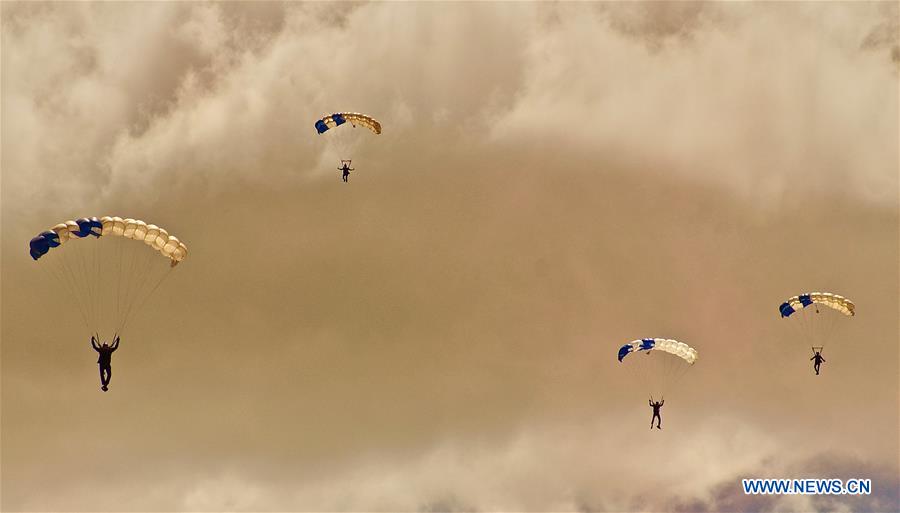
left=29, top=216, right=187, bottom=339
left=778, top=292, right=854, bottom=351
left=314, top=113, right=382, bottom=135
left=617, top=338, right=698, bottom=400
left=778, top=292, right=855, bottom=318
left=314, top=112, right=381, bottom=164
left=618, top=338, right=698, bottom=364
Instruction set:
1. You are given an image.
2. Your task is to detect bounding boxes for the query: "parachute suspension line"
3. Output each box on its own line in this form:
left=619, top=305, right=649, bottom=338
left=54, top=250, right=92, bottom=331
left=667, top=356, right=693, bottom=394
left=112, top=239, right=139, bottom=335
left=94, top=236, right=107, bottom=335
left=624, top=350, right=690, bottom=401
left=802, top=301, right=839, bottom=349
left=80, top=239, right=99, bottom=334
left=799, top=307, right=818, bottom=347
left=117, top=265, right=174, bottom=335
left=659, top=355, right=675, bottom=398
left=114, top=237, right=122, bottom=325
left=117, top=244, right=145, bottom=327
left=88, top=238, right=101, bottom=330
left=46, top=255, right=90, bottom=331
left=116, top=236, right=126, bottom=327
left=71, top=239, right=90, bottom=328
left=115, top=248, right=157, bottom=335
left=83, top=239, right=95, bottom=329
left=74, top=242, right=95, bottom=331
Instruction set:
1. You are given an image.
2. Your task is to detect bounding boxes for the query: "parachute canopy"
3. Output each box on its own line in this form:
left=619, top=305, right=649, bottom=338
left=778, top=292, right=854, bottom=318
left=30, top=216, right=187, bottom=265
left=314, top=112, right=382, bottom=135
left=618, top=338, right=699, bottom=364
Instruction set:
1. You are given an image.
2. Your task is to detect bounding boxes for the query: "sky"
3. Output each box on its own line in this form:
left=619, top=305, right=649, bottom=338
left=1, top=2, right=898, bottom=512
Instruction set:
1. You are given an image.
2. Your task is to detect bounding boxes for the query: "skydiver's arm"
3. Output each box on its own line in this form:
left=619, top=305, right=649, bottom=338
left=660, top=400, right=664, bottom=406
left=821, top=357, right=825, bottom=362
left=810, top=355, right=815, bottom=360
left=91, top=336, right=100, bottom=351
left=649, top=399, right=652, bottom=406
left=111, top=335, right=120, bottom=351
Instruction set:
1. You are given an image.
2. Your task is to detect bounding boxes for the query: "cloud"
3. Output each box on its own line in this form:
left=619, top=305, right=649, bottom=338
left=859, top=2, right=899, bottom=66
left=3, top=2, right=896, bottom=216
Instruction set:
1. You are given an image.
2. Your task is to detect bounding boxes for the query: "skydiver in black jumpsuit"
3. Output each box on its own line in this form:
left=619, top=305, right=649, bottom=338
left=810, top=350, right=825, bottom=375
left=92, top=334, right=119, bottom=391
left=338, top=160, right=354, bottom=183
left=649, top=398, right=664, bottom=429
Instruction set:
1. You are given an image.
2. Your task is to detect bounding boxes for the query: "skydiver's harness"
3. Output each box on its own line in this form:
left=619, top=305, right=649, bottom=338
left=811, top=347, right=825, bottom=364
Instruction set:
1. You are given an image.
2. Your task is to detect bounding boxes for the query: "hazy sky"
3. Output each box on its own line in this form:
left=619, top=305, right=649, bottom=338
left=2, top=2, right=898, bottom=512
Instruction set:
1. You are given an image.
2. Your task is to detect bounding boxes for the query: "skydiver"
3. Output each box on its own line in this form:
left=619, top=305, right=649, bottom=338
left=338, top=160, right=354, bottom=183
left=649, top=397, right=664, bottom=429
left=91, top=334, right=119, bottom=392
left=810, top=349, right=825, bottom=375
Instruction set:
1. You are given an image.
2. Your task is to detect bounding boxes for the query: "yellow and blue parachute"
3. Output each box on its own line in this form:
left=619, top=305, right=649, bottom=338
left=314, top=113, right=381, bottom=135
left=29, top=216, right=187, bottom=264
left=778, top=292, right=854, bottom=352
left=617, top=338, right=698, bottom=400
left=778, top=292, right=855, bottom=318
left=617, top=338, right=699, bottom=364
